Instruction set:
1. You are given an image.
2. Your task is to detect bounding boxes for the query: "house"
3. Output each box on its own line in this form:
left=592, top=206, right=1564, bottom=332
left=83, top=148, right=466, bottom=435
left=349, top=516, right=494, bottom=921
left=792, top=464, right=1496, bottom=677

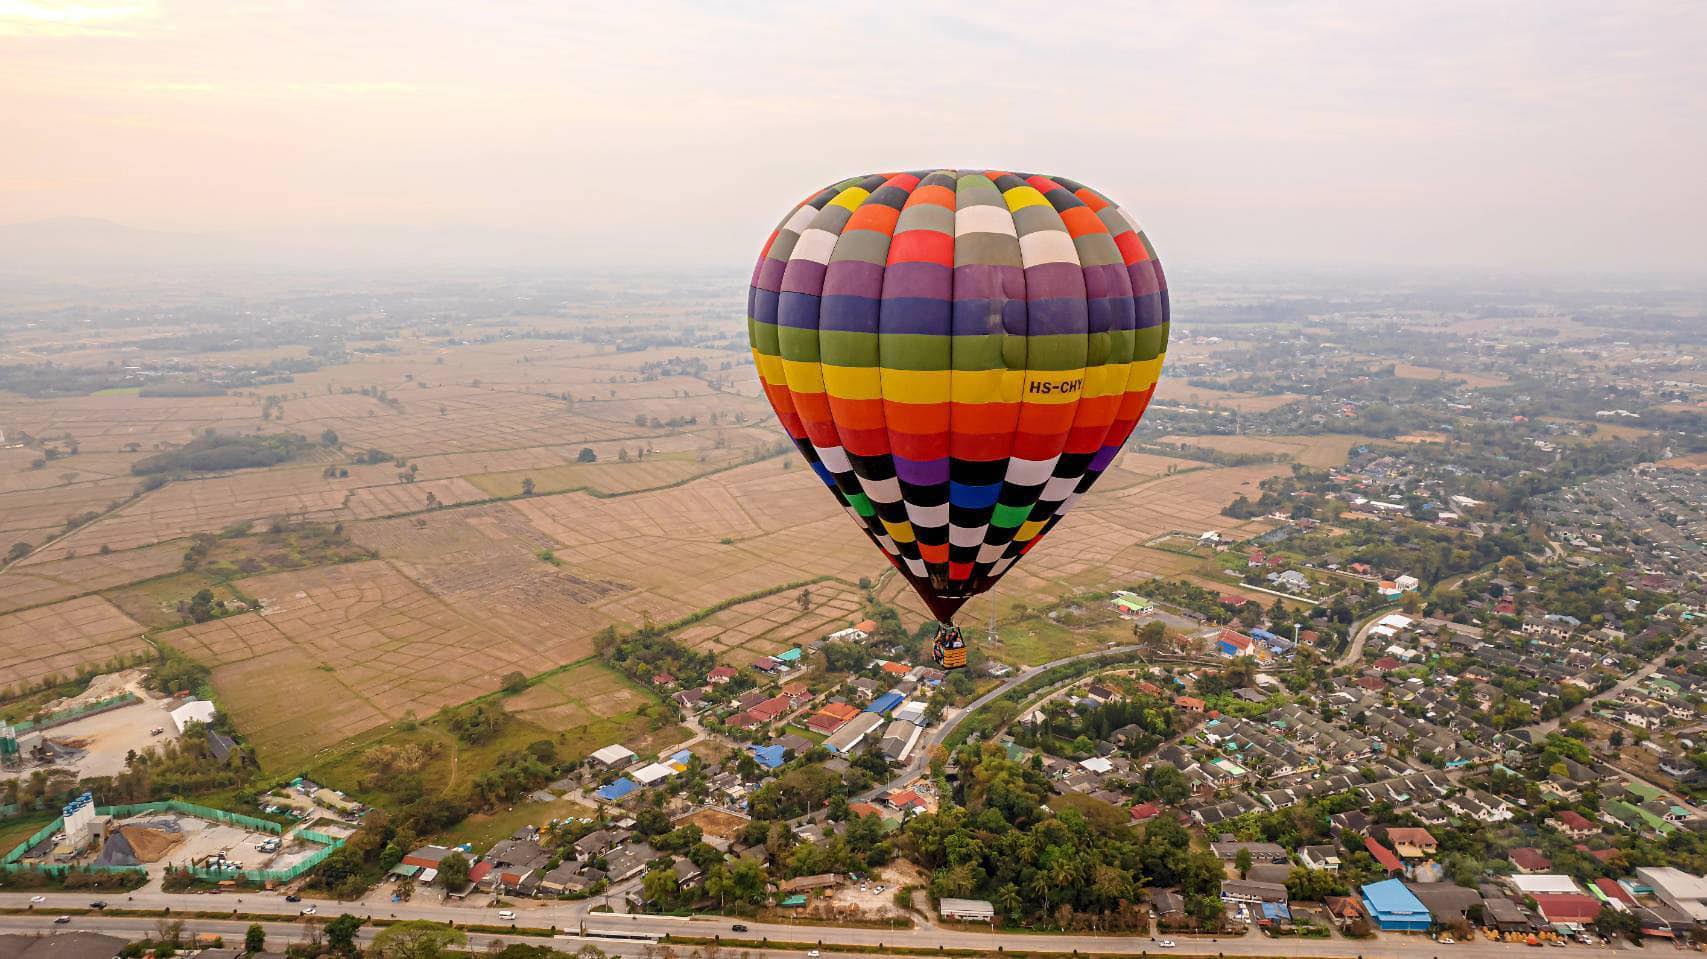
left=652, top=672, right=675, bottom=687
left=939, top=897, right=996, bottom=923
left=603, top=843, right=658, bottom=883
left=1365, top=836, right=1403, bottom=875
left=1221, top=879, right=1289, bottom=904
left=1548, top=810, right=1598, bottom=839
left=1218, top=629, right=1254, bottom=658
left=806, top=702, right=861, bottom=735
left=1210, top=838, right=1288, bottom=864
left=707, top=666, right=737, bottom=685
left=573, top=829, right=626, bottom=859
left=1385, top=827, right=1438, bottom=858
left=1531, top=892, right=1602, bottom=926
left=1129, top=802, right=1162, bottom=824
left=1510, top=847, right=1553, bottom=873
left=673, top=688, right=705, bottom=710
left=887, top=789, right=927, bottom=814
left=401, top=844, right=453, bottom=870
left=823, top=712, right=883, bottom=753
left=847, top=677, right=881, bottom=701
left=1361, top=878, right=1432, bottom=931
left=1323, top=895, right=1366, bottom=927
left=1175, top=696, right=1205, bottom=713
left=671, top=857, right=702, bottom=890
left=1299, top=845, right=1342, bottom=872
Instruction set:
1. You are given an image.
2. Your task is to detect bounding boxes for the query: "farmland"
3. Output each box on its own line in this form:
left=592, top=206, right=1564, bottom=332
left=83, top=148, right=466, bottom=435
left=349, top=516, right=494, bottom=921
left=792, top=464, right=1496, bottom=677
left=0, top=286, right=1373, bottom=783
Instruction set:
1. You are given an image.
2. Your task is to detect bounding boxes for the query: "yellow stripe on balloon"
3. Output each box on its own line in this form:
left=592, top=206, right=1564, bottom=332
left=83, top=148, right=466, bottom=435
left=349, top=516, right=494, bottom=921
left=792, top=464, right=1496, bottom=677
left=820, top=364, right=882, bottom=400
left=1002, top=185, right=1050, bottom=212
left=829, top=187, right=871, bottom=212
left=778, top=358, right=826, bottom=394
left=1017, top=368, right=1089, bottom=405
left=881, top=518, right=916, bottom=543
left=1015, top=519, right=1048, bottom=541
left=753, top=352, right=789, bottom=387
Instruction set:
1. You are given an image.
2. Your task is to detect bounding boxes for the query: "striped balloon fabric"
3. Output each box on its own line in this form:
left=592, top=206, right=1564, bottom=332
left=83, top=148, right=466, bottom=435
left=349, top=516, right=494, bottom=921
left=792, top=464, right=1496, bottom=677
left=748, top=170, right=1168, bottom=625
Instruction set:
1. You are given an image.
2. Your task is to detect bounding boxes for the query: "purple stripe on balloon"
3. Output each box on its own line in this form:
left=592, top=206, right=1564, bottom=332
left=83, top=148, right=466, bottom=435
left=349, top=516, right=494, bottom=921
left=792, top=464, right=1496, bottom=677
left=878, top=296, right=951, bottom=336
left=1025, top=297, right=1090, bottom=336
left=780, top=259, right=827, bottom=296
left=755, top=257, right=788, bottom=293
left=951, top=264, right=1025, bottom=301
left=894, top=456, right=950, bottom=486
left=819, top=295, right=881, bottom=335
left=1089, top=445, right=1120, bottom=472
left=776, top=291, right=822, bottom=330
left=823, top=260, right=884, bottom=299
left=750, top=288, right=779, bottom=326
left=1082, top=262, right=1131, bottom=300
left=881, top=261, right=951, bottom=300
left=951, top=298, right=1028, bottom=337
left=1127, top=260, right=1162, bottom=297
left=1135, top=292, right=1166, bottom=330
left=1023, top=262, right=1086, bottom=300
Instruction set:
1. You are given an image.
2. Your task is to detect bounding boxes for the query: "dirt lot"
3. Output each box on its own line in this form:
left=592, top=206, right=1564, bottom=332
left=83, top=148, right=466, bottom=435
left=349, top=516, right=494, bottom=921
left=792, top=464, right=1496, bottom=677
left=0, top=695, right=183, bottom=782
left=673, top=808, right=750, bottom=842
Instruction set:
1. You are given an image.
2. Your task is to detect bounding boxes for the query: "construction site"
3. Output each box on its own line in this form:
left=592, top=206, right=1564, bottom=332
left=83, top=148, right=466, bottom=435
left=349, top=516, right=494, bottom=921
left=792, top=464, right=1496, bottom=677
left=4, top=795, right=343, bottom=885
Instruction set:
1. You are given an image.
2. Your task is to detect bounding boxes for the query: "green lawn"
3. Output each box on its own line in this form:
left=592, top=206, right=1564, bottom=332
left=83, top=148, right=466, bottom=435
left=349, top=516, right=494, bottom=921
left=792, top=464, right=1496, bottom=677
left=437, top=798, right=594, bottom=850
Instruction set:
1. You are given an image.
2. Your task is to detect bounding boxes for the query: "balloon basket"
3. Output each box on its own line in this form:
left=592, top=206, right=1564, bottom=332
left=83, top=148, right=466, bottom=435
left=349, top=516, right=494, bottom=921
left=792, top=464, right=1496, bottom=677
left=931, top=624, right=968, bottom=670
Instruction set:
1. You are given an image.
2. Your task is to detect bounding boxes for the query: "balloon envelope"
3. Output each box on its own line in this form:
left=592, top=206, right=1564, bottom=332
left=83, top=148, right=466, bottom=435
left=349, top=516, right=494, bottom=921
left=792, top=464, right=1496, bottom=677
left=748, top=170, right=1168, bottom=624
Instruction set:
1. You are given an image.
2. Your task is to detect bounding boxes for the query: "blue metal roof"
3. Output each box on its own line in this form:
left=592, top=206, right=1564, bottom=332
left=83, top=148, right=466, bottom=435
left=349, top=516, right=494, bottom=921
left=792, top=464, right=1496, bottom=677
left=594, top=777, right=638, bottom=801
left=866, top=692, right=904, bottom=715
left=1361, top=878, right=1428, bottom=917
left=750, top=744, right=787, bottom=769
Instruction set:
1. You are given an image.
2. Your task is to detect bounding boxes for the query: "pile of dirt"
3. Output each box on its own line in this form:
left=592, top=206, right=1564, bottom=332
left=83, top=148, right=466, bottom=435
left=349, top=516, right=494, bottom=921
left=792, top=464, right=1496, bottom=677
left=105, top=821, right=182, bottom=863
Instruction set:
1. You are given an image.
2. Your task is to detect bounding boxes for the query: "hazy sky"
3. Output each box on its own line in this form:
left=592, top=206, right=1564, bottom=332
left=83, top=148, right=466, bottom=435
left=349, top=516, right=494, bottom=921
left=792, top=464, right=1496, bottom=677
left=4, top=0, right=1705, bottom=273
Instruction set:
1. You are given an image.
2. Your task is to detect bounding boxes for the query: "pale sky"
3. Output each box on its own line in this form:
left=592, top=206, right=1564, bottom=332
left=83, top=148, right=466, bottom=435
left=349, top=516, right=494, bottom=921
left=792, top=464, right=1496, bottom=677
left=4, top=0, right=1705, bottom=274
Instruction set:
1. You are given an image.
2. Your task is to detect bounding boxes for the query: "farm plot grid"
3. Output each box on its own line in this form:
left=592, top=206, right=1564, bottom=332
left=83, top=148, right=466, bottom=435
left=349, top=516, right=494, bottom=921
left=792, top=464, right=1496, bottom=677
left=673, top=582, right=867, bottom=665
left=0, top=595, right=149, bottom=692
left=168, top=560, right=561, bottom=770
left=0, top=543, right=185, bottom=615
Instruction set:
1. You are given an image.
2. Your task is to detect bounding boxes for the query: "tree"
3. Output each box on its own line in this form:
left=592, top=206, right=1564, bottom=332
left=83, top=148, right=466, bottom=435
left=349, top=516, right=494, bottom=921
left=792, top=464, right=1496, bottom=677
left=1137, top=620, right=1167, bottom=646
left=321, top=429, right=340, bottom=447
left=243, top=924, right=266, bottom=954
left=1235, top=847, right=1253, bottom=879
left=521, top=477, right=536, bottom=496
left=370, top=921, right=466, bottom=959
left=577, top=448, right=597, bottom=463
left=500, top=671, right=528, bottom=694
left=6, top=542, right=31, bottom=563
left=325, top=914, right=364, bottom=955
left=437, top=851, right=471, bottom=890
left=797, top=588, right=812, bottom=611
left=642, top=866, right=677, bottom=907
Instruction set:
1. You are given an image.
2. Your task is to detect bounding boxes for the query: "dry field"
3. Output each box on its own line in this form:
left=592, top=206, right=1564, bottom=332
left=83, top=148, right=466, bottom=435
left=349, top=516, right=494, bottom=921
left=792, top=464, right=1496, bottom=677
left=1152, top=378, right=1299, bottom=412
left=674, top=808, right=751, bottom=842
left=1657, top=452, right=1707, bottom=470
left=168, top=559, right=576, bottom=769
left=1390, top=362, right=1510, bottom=389
left=0, top=595, right=150, bottom=693
left=501, top=659, right=651, bottom=728
left=0, top=543, right=184, bottom=615
left=1156, top=433, right=1372, bottom=468
left=674, top=581, right=868, bottom=665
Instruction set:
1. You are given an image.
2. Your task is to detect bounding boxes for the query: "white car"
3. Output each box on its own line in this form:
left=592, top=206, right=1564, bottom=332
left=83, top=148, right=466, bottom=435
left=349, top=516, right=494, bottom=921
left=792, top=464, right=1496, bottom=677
left=30, top=895, right=46, bottom=903
left=807, top=952, right=820, bottom=958
left=299, top=905, right=317, bottom=916
left=1157, top=940, right=1177, bottom=948
left=498, top=910, right=516, bottom=921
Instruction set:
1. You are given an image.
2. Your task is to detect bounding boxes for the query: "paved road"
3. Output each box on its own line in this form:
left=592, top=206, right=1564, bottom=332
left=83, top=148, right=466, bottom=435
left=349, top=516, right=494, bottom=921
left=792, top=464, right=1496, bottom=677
left=855, top=645, right=1140, bottom=802
left=0, top=898, right=1651, bottom=958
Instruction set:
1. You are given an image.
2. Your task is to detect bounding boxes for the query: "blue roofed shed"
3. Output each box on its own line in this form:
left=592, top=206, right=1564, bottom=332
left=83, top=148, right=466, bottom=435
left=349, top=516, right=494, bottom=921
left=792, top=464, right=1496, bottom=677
left=1361, top=878, right=1431, bottom=931
left=774, top=648, right=802, bottom=663
left=750, top=744, right=787, bottom=769
left=595, top=777, right=639, bottom=802
left=866, top=692, right=904, bottom=715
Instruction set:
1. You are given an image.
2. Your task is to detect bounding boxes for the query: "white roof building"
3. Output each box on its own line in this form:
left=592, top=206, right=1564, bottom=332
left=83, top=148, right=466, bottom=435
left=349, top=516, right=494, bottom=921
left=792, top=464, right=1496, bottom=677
left=1080, top=757, right=1114, bottom=774
left=892, top=701, right=927, bottom=726
left=169, top=700, right=217, bottom=733
left=939, top=897, right=995, bottom=922
left=1509, top=874, right=1584, bottom=896
left=1637, top=867, right=1707, bottom=922
left=631, top=762, right=677, bottom=786
left=590, top=744, right=637, bottom=768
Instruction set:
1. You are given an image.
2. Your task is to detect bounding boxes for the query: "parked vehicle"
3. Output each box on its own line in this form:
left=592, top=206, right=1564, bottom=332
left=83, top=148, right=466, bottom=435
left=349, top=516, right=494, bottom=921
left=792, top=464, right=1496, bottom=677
left=498, top=910, right=516, bottom=921
left=731, top=924, right=748, bottom=932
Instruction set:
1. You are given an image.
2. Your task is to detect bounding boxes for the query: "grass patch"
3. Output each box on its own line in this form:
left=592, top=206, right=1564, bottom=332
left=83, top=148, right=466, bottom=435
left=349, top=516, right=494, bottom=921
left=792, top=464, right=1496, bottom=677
left=437, top=797, right=594, bottom=850
left=985, top=617, right=1118, bottom=667
left=0, top=814, right=55, bottom=856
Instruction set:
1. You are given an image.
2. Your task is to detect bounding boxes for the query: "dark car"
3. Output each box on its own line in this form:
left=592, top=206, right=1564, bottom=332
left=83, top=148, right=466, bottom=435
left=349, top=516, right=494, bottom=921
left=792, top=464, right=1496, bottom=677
left=285, top=894, right=302, bottom=903
left=88, top=901, right=106, bottom=910
left=731, top=924, right=748, bottom=932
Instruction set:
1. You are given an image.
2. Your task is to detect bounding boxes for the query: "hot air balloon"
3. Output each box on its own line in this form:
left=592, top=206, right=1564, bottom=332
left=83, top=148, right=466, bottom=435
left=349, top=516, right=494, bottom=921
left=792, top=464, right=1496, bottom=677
left=748, top=170, right=1168, bottom=668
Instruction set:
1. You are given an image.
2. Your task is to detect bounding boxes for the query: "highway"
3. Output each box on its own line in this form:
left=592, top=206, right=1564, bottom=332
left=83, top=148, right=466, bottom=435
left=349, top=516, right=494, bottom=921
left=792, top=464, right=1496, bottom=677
left=0, top=894, right=1656, bottom=959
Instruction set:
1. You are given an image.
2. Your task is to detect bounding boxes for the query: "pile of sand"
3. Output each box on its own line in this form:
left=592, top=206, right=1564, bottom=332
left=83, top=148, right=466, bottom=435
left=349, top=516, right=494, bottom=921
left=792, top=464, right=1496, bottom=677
left=98, top=821, right=182, bottom=864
